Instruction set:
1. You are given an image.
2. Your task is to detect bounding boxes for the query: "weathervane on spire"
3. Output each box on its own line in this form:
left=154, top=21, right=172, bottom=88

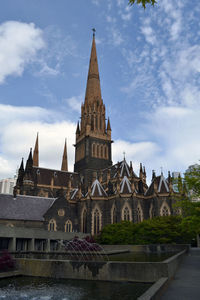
left=92, top=28, right=96, bottom=37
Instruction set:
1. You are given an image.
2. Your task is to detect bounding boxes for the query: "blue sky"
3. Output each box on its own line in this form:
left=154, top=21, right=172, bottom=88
left=0, top=0, right=200, bottom=182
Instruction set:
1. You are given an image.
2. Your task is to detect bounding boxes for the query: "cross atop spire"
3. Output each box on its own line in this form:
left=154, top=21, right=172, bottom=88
left=92, top=28, right=96, bottom=36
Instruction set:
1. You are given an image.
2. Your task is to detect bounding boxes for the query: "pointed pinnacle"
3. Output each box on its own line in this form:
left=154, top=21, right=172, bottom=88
left=76, top=121, right=80, bottom=134
left=61, top=139, right=68, bottom=171
left=33, top=133, right=39, bottom=167
left=107, top=117, right=111, bottom=131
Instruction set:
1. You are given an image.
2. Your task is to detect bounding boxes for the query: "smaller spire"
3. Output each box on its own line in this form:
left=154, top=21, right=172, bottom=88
left=107, top=117, right=111, bottom=131
left=61, top=139, right=68, bottom=171
left=139, top=163, right=143, bottom=179
left=152, top=170, right=156, bottom=181
left=19, top=158, right=24, bottom=172
left=76, top=121, right=80, bottom=135
left=33, top=133, right=39, bottom=167
left=143, top=166, right=146, bottom=176
left=168, top=171, right=171, bottom=182
left=25, top=148, right=33, bottom=172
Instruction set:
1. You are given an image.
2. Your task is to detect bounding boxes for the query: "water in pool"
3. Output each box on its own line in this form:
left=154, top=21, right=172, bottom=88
left=0, top=276, right=151, bottom=300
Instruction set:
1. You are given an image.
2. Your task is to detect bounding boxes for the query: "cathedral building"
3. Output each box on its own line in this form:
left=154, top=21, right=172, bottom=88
left=2, top=32, right=178, bottom=235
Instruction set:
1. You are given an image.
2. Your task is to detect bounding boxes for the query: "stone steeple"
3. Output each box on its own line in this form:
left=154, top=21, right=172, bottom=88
left=85, top=32, right=102, bottom=105
left=74, top=31, right=112, bottom=185
left=61, top=139, right=68, bottom=171
left=33, top=133, right=39, bottom=167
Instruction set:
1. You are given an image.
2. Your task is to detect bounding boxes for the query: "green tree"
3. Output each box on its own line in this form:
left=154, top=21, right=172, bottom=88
left=185, top=164, right=200, bottom=198
left=129, top=0, right=157, bottom=9
left=97, top=216, right=194, bottom=245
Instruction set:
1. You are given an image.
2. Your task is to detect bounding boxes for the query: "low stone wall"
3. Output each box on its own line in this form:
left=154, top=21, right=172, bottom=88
left=16, top=250, right=186, bottom=283
left=102, top=244, right=190, bottom=253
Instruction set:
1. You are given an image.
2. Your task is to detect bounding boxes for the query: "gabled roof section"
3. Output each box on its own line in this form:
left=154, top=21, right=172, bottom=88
left=145, top=174, right=169, bottom=196
left=120, top=159, right=130, bottom=177
left=91, top=179, right=107, bottom=197
left=158, top=174, right=169, bottom=193
left=0, top=194, right=55, bottom=221
left=120, top=176, right=132, bottom=194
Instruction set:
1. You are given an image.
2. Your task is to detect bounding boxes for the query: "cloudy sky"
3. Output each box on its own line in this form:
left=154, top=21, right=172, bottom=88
left=0, top=0, right=200, bottom=183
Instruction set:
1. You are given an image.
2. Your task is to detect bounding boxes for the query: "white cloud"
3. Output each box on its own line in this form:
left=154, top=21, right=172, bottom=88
left=141, top=26, right=157, bottom=45
left=64, top=95, right=83, bottom=113
left=110, top=27, right=123, bottom=46
left=0, top=21, right=44, bottom=83
left=0, top=104, right=76, bottom=179
left=91, top=0, right=100, bottom=5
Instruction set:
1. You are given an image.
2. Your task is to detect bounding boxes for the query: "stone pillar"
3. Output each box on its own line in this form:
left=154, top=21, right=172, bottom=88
left=57, top=240, right=62, bottom=252
left=46, top=239, right=50, bottom=252
left=28, top=238, right=35, bottom=251
left=8, top=237, right=16, bottom=252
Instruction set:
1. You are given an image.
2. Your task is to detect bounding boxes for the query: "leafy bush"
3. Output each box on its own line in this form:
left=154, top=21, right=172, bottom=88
left=0, top=251, right=15, bottom=272
left=97, top=216, right=197, bottom=245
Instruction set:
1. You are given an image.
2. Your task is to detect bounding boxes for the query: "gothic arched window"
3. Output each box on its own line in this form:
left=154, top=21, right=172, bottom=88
left=100, top=145, right=103, bottom=158
left=161, top=206, right=170, bottom=216
left=82, top=209, right=87, bottom=233
left=97, top=144, right=100, bottom=157
left=111, top=206, right=117, bottom=224
left=92, top=208, right=101, bottom=235
left=65, top=220, right=73, bottom=233
left=48, top=219, right=57, bottom=232
left=91, top=115, right=94, bottom=130
left=136, top=206, right=143, bottom=223
left=92, top=143, right=96, bottom=157
left=104, top=145, right=108, bottom=159
left=149, top=204, right=154, bottom=219
left=123, top=207, right=130, bottom=221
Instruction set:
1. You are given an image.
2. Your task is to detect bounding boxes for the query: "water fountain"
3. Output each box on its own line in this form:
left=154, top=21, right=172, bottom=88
left=63, top=236, right=109, bottom=262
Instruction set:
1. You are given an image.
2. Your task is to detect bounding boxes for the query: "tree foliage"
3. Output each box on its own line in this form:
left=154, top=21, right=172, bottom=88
left=97, top=216, right=196, bottom=245
left=185, top=164, right=200, bottom=198
left=129, top=0, right=157, bottom=9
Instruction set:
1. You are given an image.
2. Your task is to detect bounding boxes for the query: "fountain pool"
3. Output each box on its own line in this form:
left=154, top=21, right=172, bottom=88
left=0, top=276, right=151, bottom=300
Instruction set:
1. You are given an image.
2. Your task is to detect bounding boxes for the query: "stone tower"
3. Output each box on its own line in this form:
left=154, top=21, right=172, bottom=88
left=74, top=32, right=112, bottom=186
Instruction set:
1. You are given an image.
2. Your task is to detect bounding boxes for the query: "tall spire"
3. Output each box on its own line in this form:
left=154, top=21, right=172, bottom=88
left=61, top=139, right=68, bottom=171
left=85, top=30, right=102, bottom=105
left=33, top=133, right=39, bottom=167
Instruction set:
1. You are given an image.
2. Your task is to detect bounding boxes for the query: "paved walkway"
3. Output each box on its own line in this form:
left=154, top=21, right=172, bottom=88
left=161, top=249, right=200, bottom=300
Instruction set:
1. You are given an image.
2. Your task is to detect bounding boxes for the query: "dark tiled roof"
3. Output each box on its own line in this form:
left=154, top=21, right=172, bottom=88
left=0, top=194, right=55, bottom=221
left=32, top=167, right=79, bottom=187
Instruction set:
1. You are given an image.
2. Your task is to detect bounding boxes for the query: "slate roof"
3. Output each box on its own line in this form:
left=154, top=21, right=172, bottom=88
left=0, top=194, right=55, bottom=221
left=32, top=167, right=79, bottom=188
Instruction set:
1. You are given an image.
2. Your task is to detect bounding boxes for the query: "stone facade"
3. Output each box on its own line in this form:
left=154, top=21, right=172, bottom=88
left=12, top=33, right=179, bottom=235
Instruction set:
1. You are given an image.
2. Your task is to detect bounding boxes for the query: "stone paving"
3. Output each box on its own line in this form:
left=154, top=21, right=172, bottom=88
left=161, top=248, right=200, bottom=300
